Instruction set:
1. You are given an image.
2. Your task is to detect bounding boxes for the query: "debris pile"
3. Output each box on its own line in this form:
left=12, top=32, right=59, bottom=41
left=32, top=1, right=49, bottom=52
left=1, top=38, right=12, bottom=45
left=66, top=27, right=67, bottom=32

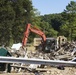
left=0, top=41, right=76, bottom=74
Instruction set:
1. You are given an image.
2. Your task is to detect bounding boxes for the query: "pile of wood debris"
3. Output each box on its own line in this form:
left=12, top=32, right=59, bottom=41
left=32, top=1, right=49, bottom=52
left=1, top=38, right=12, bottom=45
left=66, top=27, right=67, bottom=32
left=0, top=41, right=76, bottom=75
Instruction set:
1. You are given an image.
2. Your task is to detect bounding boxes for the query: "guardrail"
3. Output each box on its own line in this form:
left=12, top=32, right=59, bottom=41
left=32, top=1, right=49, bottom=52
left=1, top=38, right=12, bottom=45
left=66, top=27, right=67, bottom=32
left=0, top=56, right=76, bottom=67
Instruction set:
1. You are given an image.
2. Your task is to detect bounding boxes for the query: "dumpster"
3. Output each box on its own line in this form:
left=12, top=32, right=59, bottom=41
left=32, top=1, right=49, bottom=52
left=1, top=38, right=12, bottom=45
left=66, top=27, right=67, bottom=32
left=0, top=48, right=11, bottom=72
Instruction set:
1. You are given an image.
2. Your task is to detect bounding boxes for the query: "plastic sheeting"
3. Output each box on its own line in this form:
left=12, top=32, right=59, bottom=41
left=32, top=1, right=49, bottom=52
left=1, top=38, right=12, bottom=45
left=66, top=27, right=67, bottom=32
left=11, top=43, right=22, bottom=50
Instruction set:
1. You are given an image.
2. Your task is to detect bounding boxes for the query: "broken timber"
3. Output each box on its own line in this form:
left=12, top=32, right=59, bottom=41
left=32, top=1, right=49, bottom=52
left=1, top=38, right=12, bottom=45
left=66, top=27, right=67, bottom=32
left=0, top=56, right=76, bottom=67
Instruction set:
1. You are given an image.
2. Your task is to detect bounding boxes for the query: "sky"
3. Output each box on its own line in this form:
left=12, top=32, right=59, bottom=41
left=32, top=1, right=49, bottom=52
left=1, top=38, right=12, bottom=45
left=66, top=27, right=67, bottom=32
left=32, top=0, right=76, bottom=15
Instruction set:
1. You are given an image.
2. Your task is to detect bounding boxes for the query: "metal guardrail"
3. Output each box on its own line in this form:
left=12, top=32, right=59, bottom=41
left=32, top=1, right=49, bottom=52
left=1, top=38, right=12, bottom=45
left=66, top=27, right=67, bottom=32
left=0, top=56, right=76, bottom=67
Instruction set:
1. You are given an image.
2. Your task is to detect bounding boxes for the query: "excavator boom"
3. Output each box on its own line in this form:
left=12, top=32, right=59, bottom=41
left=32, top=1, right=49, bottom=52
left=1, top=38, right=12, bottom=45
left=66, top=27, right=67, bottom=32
left=22, top=24, right=46, bottom=47
left=22, top=24, right=31, bottom=46
left=30, top=27, right=46, bottom=42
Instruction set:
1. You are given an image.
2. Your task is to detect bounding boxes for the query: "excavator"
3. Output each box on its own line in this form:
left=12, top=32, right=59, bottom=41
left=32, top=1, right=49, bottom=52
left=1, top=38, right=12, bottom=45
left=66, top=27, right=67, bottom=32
left=22, top=23, right=56, bottom=52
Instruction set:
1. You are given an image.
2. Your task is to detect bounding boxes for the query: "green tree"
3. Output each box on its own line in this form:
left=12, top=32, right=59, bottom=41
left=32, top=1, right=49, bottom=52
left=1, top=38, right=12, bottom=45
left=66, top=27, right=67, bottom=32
left=51, top=14, right=63, bottom=31
left=41, top=14, right=63, bottom=32
left=39, top=21, right=58, bottom=37
left=0, top=0, right=15, bottom=45
left=0, top=0, right=33, bottom=46
left=10, top=0, right=33, bottom=44
left=60, top=1, right=76, bottom=41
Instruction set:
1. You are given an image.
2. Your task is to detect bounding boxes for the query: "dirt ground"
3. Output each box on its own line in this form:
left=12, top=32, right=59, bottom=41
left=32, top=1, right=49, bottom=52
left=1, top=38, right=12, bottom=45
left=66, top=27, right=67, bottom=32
left=0, top=67, right=76, bottom=75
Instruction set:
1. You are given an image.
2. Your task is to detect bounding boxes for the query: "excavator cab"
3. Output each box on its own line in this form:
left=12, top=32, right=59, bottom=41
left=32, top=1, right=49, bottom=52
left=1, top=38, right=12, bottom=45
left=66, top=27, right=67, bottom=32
left=44, top=38, right=57, bottom=52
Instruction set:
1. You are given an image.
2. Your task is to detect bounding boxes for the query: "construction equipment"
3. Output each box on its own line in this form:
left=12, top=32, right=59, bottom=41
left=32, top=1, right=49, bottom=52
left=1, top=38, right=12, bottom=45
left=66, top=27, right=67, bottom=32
left=56, top=36, right=67, bottom=49
left=22, top=23, right=56, bottom=52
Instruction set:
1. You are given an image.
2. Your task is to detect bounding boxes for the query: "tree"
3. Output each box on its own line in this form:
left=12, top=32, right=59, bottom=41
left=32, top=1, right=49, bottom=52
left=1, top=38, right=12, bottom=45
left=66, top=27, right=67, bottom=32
left=39, top=21, right=58, bottom=37
left=0, top=0, right=33, bottom=46
left=65, top=1, right=76, bottom=13
left=11, top=0, right=33, bottom=43
left=0, top=0, right=15, bottom=45
left=60, top=1, right=76, bottom=41
left=41, top=14, right=63, bottom=33
left=51, top=14, right=63, bottom=31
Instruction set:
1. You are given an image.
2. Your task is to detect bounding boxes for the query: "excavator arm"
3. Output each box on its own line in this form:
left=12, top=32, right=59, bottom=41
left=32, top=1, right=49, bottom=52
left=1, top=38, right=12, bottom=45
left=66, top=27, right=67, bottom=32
left=30, top=27, right=46, bottom=42
left=22, top=23, right=46, bottom=47
left=22, top=24, right=31, bottom=46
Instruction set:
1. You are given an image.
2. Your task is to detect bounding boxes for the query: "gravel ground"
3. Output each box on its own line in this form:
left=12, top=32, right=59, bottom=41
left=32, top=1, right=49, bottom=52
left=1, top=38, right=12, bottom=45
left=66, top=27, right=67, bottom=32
left=0, top=67, right=76, bottom=75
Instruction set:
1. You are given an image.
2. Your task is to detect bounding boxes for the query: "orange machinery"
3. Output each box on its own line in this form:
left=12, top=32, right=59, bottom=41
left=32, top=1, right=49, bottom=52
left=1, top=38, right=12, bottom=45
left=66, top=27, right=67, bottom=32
left=22, top=23, right=56, bottom=52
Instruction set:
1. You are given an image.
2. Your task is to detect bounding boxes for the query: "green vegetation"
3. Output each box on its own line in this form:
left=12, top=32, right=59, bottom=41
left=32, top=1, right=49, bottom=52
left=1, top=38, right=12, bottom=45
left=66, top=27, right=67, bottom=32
left=0, top=0, right=76, bottom=46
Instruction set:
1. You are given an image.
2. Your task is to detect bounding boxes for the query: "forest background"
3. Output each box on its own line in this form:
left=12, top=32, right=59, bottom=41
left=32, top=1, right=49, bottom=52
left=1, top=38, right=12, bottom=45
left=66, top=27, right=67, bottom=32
left=0, top=0, right=76, bottom=46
